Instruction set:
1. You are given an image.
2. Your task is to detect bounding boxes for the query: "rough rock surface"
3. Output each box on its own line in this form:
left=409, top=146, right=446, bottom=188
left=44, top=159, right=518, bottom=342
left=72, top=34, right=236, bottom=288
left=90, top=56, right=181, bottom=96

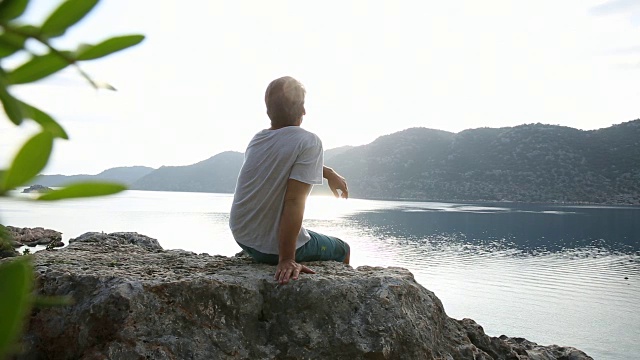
left=0, top=248, right=19, bottom=258
left=6, top=226, right=63, bottom=248
left=16, top=232, right=593, bottom=360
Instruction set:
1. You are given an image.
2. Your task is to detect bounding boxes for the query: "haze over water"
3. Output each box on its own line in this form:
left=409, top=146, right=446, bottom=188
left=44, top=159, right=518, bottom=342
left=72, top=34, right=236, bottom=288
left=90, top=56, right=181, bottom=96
left=1, top=190, right=638, bottom=359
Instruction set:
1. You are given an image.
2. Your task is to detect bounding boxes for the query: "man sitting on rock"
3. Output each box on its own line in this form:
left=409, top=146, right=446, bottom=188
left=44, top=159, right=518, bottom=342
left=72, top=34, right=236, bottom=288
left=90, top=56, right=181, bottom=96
left=230, top=76, right=350, bottom=285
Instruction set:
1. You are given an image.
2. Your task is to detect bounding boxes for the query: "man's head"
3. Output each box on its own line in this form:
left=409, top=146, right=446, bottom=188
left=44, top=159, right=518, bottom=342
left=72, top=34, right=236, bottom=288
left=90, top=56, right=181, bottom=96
left=265, top=76, right=306, bottom=128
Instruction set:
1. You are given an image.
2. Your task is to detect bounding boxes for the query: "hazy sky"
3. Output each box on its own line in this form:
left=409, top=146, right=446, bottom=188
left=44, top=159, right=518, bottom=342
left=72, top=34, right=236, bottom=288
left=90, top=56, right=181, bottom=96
left=1, top=0, right=639, bottom=175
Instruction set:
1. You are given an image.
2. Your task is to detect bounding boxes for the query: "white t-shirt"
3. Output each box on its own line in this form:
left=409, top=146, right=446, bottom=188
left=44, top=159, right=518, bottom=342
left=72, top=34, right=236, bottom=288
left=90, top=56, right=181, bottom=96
left=229, top=126, right=324, bottom=254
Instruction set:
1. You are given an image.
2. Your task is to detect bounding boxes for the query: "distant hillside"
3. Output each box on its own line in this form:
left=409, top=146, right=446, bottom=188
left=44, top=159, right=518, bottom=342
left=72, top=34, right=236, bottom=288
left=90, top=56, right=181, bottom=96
left=324, top=146, right=354, bottom=161
left=32, top=166, right=155, bottom=187
left=36, top=121, right=640, bottom=205
left=130, top=151, right=244, bottom=193
left=324, top=120, right=640, bottom=204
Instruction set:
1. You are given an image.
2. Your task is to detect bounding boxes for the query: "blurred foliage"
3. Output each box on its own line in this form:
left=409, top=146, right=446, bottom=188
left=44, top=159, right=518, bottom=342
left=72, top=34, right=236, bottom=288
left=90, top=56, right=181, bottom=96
left=0, top=0, right=144, bottom=357
left=0, top=225, right=12, bottom=253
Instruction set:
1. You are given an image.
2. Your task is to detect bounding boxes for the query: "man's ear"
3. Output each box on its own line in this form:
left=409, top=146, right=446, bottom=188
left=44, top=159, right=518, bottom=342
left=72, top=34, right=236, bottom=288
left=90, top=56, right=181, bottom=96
left=303, top=106, right=306, bottom=116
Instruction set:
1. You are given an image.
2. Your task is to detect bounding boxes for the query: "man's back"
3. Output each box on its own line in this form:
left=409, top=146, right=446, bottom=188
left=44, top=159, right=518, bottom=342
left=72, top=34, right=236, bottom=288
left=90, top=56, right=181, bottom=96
left=229, top=126, right=323, bottom=254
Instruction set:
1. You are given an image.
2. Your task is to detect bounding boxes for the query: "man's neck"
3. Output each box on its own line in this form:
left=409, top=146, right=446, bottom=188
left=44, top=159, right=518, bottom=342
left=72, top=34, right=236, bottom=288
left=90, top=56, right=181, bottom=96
left=269, top=123, right=302, bottom=130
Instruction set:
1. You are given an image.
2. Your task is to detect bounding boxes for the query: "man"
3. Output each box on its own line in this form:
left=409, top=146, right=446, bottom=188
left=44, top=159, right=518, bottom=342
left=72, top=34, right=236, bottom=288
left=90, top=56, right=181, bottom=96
left=229, top=76, right=350, bottom=285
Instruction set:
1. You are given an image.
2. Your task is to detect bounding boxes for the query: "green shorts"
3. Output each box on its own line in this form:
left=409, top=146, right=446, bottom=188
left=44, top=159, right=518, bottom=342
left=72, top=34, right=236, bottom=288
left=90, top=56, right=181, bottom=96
left=237, top=230, right=350, bottom=265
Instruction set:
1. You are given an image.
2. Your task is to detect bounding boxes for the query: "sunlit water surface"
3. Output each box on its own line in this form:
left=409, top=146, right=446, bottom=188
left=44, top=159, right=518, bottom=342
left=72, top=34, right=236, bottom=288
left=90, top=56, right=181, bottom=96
left=1, top=190, right=638, bottom=359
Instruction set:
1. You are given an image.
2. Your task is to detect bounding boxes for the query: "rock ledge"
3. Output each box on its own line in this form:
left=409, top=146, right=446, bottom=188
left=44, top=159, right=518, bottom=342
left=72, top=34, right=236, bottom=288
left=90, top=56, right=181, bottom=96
left=15, top=232, right=592, bottom=360
left=6, top=226, right=63, bottom=249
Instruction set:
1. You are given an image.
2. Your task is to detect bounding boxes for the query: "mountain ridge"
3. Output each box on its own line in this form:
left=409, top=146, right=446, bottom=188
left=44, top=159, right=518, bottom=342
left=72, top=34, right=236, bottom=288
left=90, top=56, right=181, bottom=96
left=32, top=166, right=155, bottom=187
left=33, top=120, right=640, bottom=205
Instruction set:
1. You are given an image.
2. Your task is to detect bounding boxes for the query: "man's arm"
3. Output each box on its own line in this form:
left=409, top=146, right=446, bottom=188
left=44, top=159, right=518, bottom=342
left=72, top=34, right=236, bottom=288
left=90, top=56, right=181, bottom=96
left=323, top=166, right=349, bottom=199
left=275, top=178, right=316, bottom=285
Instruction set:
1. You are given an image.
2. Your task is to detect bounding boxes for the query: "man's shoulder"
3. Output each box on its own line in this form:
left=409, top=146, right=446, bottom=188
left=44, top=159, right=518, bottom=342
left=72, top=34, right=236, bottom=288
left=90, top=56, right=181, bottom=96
left=246, top=127, right=322, bottom=155
left=284, top=126, right=317, bottom=137
left=295, top=127, right=322, bottom=145
left=275, top=127, right=322, bottom=146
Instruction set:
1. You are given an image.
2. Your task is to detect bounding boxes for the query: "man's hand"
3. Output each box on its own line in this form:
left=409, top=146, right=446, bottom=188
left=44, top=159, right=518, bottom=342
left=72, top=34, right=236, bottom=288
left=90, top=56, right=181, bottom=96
left=323, top=166, right=349, bottom=199
left=275, top=259, right=315, bottom=285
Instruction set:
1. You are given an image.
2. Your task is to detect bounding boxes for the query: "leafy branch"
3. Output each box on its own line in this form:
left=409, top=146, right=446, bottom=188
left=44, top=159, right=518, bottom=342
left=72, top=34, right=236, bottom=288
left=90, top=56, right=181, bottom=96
left=1, top=22, right=143, bottom=90
left=0, top=0, right=144, bottom=357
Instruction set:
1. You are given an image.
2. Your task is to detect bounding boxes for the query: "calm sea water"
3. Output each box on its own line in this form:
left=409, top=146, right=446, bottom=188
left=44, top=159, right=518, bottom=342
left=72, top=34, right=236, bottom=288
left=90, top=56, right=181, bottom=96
left=1, top=190, right=638, bottom=359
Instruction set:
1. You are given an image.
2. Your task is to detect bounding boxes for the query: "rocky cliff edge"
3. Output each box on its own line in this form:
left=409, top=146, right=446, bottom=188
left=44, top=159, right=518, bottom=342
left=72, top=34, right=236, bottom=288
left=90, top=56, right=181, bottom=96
left=15, top=232, right=592, bottom=360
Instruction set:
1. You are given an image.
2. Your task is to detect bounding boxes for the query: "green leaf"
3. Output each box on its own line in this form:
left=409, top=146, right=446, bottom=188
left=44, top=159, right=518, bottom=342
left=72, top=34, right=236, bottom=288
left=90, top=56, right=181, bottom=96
left=38, top=181, right=127, bottom=201
left=15, top=24, right=40, bottom=37
left=1, top=131, right=53, bottom=191
left=0, top=257, right=33, bottom=357
left=40, top=0, right=99, bottom=38
left=0, top=0, right=29, bottom=21
left=6, top=52, right=70, bottom=84
left=0, top=224, right=9, bottom=240
left=0, top=31, right=27, bottom=58
left=0, top=82, right=23, bottom=125
left=20, top=102, right=69, bottom=139
left=0, top=171, right=5, bottom=195
left=0, top=224, right=13, bottom=251
left=76, top=34, right=145, bottom=61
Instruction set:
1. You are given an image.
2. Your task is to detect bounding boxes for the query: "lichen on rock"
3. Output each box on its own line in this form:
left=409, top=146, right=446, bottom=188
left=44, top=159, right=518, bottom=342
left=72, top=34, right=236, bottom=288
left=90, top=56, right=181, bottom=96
left=12, top=232, right=592, bottom=360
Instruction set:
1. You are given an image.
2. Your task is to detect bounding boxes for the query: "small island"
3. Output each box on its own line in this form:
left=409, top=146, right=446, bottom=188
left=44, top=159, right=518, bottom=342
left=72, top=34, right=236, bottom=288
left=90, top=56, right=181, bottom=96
left=22, top=184, right=52, bottom=193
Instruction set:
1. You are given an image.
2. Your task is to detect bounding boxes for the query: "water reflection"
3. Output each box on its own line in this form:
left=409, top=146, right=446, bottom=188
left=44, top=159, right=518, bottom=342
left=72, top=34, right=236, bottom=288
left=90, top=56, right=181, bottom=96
left=344, top=203, right=640, bottom=254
